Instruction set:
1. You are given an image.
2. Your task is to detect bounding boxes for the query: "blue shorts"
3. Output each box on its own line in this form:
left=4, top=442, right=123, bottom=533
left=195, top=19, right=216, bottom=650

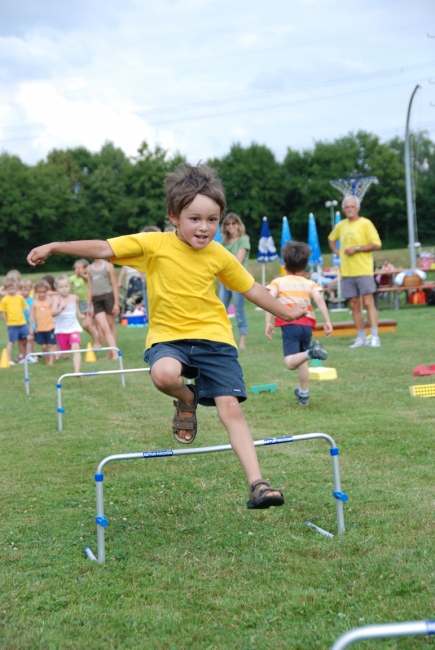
left=8, top=324, right=29, bottom=342
left=144, top=339, right=247, bottom=407
left=35, top=329, right=56, bottom=345
left=281, top=324, right=313, bottom=357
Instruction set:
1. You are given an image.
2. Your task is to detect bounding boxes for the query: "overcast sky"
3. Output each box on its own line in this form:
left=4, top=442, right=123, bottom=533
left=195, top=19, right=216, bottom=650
left=1, top=0, right=434, bottom=165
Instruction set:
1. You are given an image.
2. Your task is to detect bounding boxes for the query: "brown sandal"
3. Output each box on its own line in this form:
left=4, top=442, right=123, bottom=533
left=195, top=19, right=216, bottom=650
left=172, top=385, right=198, bottom=445
left=247, top=479, right=284, bottom=509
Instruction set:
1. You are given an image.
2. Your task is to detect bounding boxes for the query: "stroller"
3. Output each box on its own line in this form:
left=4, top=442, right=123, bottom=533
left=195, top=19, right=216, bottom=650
left=119, top=274, right=144, bottom=319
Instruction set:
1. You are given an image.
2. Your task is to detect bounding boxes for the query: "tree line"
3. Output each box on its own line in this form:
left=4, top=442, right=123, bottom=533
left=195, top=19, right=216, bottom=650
left=0, top=130, right=434, bottom=273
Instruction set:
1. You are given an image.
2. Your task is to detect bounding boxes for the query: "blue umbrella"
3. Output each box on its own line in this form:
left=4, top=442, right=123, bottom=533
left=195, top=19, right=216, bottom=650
left=257, top=216, right=278, bottom=285
left=332, top=211, right=341, bottom=267
left=308, top=213, right=323, bottom=267
left=280, top=216, right=291, bottom=274
left=214, top=224, right=222, bottom=243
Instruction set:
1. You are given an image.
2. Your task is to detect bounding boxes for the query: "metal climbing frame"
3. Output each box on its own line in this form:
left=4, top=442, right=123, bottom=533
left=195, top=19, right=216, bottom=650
left=23, top=347, right=124, bottom=395
left=56, top=367, right=150, bottom=431
left=331, top=621, right=435, bottom=649
left=85, top=433, right=348, bottom=564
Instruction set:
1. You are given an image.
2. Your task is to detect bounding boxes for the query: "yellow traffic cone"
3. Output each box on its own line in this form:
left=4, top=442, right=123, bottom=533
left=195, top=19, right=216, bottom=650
left=0, top=348, right=10, bottom=369
left=84, top=342, right=97, bottom=363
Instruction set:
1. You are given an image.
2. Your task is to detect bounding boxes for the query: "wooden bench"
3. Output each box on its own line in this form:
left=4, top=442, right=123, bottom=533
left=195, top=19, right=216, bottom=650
left=375, top=283, right=435, bottom=310
left=313, top=319, right=397, bottom=337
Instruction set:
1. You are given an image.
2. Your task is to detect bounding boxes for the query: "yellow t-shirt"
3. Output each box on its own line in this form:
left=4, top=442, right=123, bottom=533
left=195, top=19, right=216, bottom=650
left=108, top=231, right=255, bottom=348
left=329, top=217, right=381, bottom=277
left=0, top=294, right=27, bottom=326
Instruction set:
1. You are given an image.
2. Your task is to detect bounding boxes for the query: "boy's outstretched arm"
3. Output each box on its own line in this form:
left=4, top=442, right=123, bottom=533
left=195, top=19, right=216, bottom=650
left=243, top=282, right=308, bottom=322
left=27, top=240, right=114, bottom=267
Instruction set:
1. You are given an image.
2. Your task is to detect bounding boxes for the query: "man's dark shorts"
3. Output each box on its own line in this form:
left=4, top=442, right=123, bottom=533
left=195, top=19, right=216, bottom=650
left=281, top=324, right=312, bottom=357
left=342, top=275, right=377, bottom=299
left=35, top=329, right=56, bottom=345
left=8, top=324, right=29, bottom=342
left=144, top=339, right=247, bottom=407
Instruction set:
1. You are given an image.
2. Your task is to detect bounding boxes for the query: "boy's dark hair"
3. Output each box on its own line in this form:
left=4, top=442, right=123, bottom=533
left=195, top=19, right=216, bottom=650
left=164, top=162, right=226, bottom=218
left=282, top=241, right=311, bottom=273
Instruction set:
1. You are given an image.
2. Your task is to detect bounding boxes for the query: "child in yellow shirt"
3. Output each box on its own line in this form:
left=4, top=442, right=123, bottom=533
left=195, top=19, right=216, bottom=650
left=0, top=277, right=29, bottom=364
left=27, top=163, right=308, bottom=509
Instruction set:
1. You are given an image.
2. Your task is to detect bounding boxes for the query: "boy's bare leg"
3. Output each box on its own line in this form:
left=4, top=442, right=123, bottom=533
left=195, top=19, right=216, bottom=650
left=6, top=340, right=14, bottom=361
left=18, top=338, right=27, bottom=357
left=150, top=357, right=198, bottom=442
left=284, top=351, right=308, bottom=371
left=214, top=395, right=281, bottom=496
left=297, top=360, right=309, bottom=392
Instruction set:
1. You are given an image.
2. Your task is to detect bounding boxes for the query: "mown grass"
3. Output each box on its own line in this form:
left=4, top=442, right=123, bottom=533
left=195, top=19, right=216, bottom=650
left=1, top=274, right=435, bottom=648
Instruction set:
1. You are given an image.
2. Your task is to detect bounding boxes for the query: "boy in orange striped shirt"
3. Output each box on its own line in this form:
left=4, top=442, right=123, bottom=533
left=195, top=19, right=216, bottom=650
left=266, top=241, right=332, bottom=406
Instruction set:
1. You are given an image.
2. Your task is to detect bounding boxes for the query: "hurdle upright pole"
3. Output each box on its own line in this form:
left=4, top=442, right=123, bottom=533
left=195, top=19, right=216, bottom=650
left=88, top=433, right=348, bottom=564
left=56, top=367, right=150, bottom=431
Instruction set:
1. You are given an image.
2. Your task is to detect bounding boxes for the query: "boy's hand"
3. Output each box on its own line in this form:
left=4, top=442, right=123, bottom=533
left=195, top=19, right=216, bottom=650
left=284, top=304, right=308, bottom=321
left=323, top=322, right=333, bottom=337
left=27, top=244, right=53, bottom=266
left=265, top=323, right=275, bottom=340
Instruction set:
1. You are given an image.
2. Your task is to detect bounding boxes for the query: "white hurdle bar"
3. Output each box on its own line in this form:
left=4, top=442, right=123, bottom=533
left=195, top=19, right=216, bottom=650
left=24, top=347, right=124, bottom=395
left=331, top=621, right=435, bottom=649
left=57, top=367, right=150, bottom=431
left=85, top=432, right=348, bottom=564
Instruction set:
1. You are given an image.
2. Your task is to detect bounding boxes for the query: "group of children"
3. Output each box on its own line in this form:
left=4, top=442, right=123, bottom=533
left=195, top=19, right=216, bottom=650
left=0, top=256, right=120, bottom=369
left=26, top=162, right=333, bottom=509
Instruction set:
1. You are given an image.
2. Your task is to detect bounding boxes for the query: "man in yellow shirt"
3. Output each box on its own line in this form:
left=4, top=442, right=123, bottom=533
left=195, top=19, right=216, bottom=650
left=27, top=162, right=308, bottom=510
left=328, top=195, right=382, bottom=348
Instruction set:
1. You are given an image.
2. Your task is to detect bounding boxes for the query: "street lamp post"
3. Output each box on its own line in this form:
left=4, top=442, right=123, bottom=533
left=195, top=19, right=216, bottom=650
left=405, top=84, right=420, bottom=269
left=325, top=200, right=338, bottom=230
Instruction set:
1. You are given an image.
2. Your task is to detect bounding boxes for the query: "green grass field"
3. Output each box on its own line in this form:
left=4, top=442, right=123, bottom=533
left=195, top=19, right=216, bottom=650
left=1, top=262, right=435, bottom=649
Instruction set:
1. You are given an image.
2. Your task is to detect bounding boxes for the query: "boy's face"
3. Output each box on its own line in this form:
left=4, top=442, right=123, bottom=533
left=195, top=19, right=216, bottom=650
left=6, top=284, right=18, bottom=296
left=20, top=285, right=31, bottom=298
left=56, top=279, right=70, bottom=297
left=170, top=194, right=220, bottom=249
left=36, top=287, right=48, bottom=301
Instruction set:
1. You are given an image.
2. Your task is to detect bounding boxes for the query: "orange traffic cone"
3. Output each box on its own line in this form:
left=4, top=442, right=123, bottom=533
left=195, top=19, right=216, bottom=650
left=0, top=348, right=10, bottom=369
left=84, top=342, right=97, bottom=363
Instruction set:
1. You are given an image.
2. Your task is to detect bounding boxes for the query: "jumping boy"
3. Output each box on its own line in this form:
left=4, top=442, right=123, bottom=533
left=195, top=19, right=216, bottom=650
left=27, top=163, right=308, bottom=509
left=265, top=242, right=333, bottom=406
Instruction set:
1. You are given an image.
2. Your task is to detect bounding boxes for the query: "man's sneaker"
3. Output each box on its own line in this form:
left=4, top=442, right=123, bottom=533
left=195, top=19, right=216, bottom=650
left=366, top=335, right=381, bottom=347
left=294, top=387, right=309, bottom=406
left=308, top=339, right=328, bottom=360
left=349, top=338, right=367, bottom=348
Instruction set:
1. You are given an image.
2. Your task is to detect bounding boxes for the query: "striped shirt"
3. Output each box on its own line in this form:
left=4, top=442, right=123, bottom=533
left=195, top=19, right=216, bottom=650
left=267, top=274, right=320, bottom=327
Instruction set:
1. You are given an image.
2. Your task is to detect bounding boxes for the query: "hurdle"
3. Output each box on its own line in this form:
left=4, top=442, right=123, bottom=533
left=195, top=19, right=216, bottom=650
left=24, top=347, right=124, bottom=395
left=331, top=620, right=435, bottom=649
left=57, top=367, right=150, bottom=431
left=85, top=432, right=348, bottom=564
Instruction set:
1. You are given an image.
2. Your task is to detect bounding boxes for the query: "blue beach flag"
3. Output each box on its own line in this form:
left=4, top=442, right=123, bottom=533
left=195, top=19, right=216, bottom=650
left=280, top=216, right=291, bottom=275
left=308, top=213, right=323, bottom=267
left=214, top=225, right=222, bottom=243
left=257, top=216, right=278, bottom=286
left=332, top=211, right=341, bottom=266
